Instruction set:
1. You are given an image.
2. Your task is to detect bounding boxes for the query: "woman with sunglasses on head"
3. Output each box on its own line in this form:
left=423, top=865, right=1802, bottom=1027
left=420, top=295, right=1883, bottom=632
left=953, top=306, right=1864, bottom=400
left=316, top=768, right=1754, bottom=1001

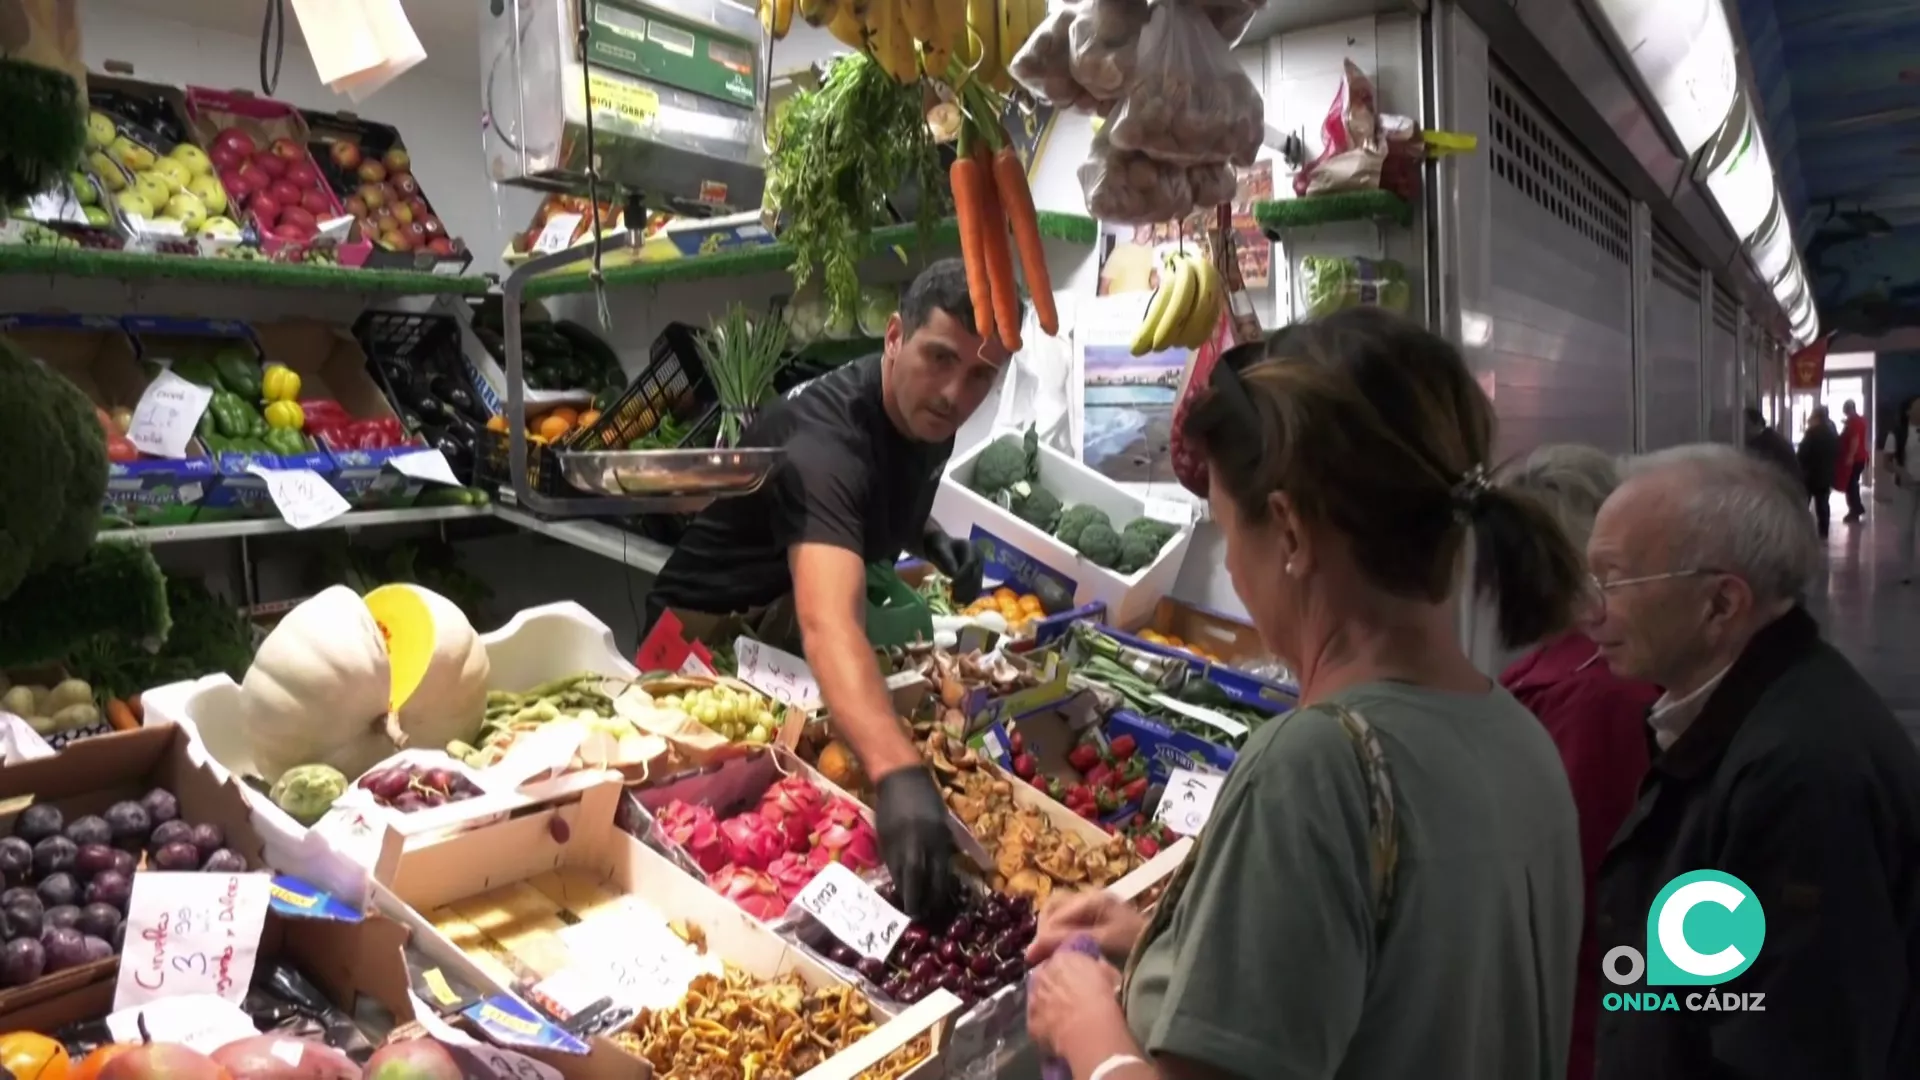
left=1025, top=308, right=1588, bottom=1080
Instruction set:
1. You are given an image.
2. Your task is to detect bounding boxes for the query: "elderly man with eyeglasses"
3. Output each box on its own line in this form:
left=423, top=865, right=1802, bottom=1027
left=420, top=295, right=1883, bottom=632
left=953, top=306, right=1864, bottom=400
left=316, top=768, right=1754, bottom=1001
left=1584, top=443, right=1920, bottom=1080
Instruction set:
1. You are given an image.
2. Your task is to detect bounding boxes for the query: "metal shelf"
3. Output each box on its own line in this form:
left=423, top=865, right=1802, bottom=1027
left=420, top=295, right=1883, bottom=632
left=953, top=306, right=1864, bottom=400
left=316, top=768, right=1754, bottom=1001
left=96, top=504, right=495, bottom=545
left=492, top=506, right=672, bottom=574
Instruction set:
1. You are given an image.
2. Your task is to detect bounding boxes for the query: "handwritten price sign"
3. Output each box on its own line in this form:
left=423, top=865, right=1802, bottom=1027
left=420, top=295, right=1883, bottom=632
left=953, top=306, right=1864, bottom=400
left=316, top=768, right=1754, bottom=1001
left=733, top=636, right=822, bottom=710
left=793, top=862, right=907, bottom=962
left=246, top=463, right=350, bottom=529
left=127, top=369, right=213, bottom=459
left=1153, top=768, right=1226, bottom=837
left=113, top=872, right=272, bottom=1011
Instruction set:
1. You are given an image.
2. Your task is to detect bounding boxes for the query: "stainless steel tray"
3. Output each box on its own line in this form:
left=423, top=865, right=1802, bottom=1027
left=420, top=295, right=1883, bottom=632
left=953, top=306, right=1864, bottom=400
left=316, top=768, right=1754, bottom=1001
left=556, top=447, right=785, bottom=498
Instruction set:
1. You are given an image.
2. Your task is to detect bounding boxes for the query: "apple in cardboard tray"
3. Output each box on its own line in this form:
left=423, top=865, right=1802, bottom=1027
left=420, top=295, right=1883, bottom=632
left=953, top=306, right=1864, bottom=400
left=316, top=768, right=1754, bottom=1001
left=237, top=162, right=273, bottom=194
left=300, top=190, right=331, bottom=216
left=220, top=169, right=254, bottom=202
left=268, top=179, right=302, bottom=208
left=357, top=182, right=385, bottom=209
left=329, top=140, right=362, bottom=171
left=270, top=137, right=305, bottom=161
left=426, top=236, right=454, bottom=257
left=391, top=201, right=413, bottom=226
left=279, top=205, right=318, bottom=233
left=421, top=215, right=444, bottom=238
left=393, top=172, right=420, bottom=198
left=357, top=159, right=387, bottom=184
left=213, top=127, right=257, bottom=160
left=248, top=191, right=282, bottom=228
left=209, top=142, right=246, bottom=174
left=343, top=194, right=368, bottom=217
left=382, top=147, right=410, bottom=174
left=284, top=160, right=321, bottom=189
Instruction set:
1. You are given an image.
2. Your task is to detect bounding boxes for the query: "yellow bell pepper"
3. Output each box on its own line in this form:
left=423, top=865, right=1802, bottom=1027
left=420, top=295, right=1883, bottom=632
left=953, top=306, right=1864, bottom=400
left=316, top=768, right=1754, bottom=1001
left=261, top=363, right=302, bottom=403
left=265, top=399, right=305, bottom=430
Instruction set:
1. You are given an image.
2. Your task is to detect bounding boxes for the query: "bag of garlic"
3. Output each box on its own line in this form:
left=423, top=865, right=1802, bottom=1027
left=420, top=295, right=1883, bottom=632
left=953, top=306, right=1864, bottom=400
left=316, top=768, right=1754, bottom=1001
left=1010, top=5, right=1102, bottom=110
left=1078, top=125, right=1198, bottom=224
left=1068, top=0, right=1152, bottom=101
left=1105, top=1, right=1264, bottom=166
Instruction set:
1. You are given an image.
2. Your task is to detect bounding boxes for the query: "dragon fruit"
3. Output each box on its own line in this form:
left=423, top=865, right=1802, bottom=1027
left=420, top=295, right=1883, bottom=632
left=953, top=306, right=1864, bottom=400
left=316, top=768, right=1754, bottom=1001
left=767, top=852, right=820, bottom=904
left=810, top=798, right=881, bottom=873
left=712, top=864, right=786, bottom=921
left=758, top=775, right=828, bottom=852
left=721, top=812, right=787, bottom=871
left=656, top=800, right=728, bottom=874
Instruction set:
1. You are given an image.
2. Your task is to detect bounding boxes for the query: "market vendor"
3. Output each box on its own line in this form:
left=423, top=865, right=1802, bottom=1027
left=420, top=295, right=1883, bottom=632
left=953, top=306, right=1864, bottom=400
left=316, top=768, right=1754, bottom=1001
left=645, top=258, right=1016, bottom=920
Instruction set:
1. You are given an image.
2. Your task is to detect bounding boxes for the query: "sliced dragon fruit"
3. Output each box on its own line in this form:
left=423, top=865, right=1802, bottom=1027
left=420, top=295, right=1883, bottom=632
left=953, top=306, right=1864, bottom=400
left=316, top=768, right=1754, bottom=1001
left=656, top=800, right=728, bottom=874
left=767, top=851, right=819, bottom=904
left=810, top=798, right=881, bottom=873
left=721, top=811, right=787, bottom=871
left=758, top=775, right=828, bottom=852
left=712, top=864, right=786, bottom=921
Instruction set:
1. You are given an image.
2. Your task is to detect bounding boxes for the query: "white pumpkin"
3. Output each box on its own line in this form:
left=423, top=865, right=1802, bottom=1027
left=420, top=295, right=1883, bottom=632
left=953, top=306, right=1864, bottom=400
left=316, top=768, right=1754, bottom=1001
left=241, top=585, right=397, bottom=783
left=389, top=584, right=490, bottom=752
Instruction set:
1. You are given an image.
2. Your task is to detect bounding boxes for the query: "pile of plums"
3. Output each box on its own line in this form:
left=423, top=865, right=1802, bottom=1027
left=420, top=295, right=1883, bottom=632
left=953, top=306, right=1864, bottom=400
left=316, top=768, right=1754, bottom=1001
left=0, top=789, right=248, bottom=988
left=355, top=764, right=482, bottom=813
left=805, top=886, right=1036, bottom=1007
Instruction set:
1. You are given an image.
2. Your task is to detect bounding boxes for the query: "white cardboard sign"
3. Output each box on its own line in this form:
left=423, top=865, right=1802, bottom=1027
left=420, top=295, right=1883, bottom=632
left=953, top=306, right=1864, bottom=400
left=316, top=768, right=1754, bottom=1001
left=127, top=369, right=214, bottom=459
left=113, top=871, right=273, bottom=1010
left=247, top=463, right=351, bottom=529
left=734, top=636, right=822, bottom=711
left=1153, top=768, right=1227, bottom=837
left=791, top=862, right=907, bottom=962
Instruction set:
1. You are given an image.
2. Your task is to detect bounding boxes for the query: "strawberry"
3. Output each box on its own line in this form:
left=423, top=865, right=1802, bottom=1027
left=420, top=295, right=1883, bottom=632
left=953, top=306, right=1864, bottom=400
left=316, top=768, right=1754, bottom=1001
left=1108, top=734, right=1137, bottom=760
left=1086, top=763, right=1114, bottom=788
left=1067, top=744, right=1103, bottom=773
left=1121, top=756, right=1148, bottom=782
left=1066, top=784, right=1093, bottom=807
left=1077, top=804, right=1101, bottom=822
left=1122, top=777, right=1148, bottom=803
left=1012, top=753, right=1038, bottom=780
left=1136, top=835, right=1161, bottom=858
left=1045, top=777, right=1068, bottom=802
left=1096, top=788, right=1121, bottom=812
left=1009, top=731, right=1026, bottom=754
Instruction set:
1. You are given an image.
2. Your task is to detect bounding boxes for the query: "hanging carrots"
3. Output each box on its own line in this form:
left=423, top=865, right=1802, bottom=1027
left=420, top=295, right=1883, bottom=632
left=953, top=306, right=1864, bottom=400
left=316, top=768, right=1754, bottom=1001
left=991, top=145, right=1058, bottom=336
left=973, top=146, right=1023, bottom=354
left=951, top=152, right=997, bottom=345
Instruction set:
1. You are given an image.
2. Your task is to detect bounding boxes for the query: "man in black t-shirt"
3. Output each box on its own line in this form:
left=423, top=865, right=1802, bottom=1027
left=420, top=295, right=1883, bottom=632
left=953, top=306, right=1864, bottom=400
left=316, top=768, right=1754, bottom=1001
left=647, top=258, right=1015, bottom=920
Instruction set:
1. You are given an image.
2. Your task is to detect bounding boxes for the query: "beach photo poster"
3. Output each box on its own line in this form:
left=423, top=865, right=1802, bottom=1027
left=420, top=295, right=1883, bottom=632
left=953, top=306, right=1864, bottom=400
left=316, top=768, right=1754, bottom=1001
left=1081, top=342, right=1187, bottom=485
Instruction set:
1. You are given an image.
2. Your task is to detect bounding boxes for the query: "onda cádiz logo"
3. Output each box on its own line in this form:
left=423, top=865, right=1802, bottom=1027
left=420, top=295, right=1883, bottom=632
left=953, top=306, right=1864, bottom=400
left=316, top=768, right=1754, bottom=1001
left=1602, top=870, right=1768, bottom=1014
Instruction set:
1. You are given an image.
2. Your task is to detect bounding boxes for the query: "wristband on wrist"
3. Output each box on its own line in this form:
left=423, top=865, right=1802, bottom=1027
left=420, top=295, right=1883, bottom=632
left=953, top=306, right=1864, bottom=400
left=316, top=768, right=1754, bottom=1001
left=1088, top=1054, right=1150, bottom=1080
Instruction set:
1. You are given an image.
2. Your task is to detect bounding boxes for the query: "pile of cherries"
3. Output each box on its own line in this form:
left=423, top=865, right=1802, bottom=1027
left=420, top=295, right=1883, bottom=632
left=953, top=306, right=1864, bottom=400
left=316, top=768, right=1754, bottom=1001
left=808, top=886, right=1036, bottom=1007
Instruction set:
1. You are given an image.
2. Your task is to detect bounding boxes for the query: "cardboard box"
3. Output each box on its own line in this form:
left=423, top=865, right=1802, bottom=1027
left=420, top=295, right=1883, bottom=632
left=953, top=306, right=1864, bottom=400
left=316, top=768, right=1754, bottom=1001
left=252, top=319, right=426, bottom=507
left=1034, top=611, right=1298, bottom=713
left=0, top=313, right=215, bottom=526
left=0, top=725, right=267, bottom=1014
left=83, top=66, right=212, bottom=255
left=931, top=441, right=1194, bottom=629
left=373, top=777, right=961, bottom=1080
left=300, top=108, right=472, bottom=274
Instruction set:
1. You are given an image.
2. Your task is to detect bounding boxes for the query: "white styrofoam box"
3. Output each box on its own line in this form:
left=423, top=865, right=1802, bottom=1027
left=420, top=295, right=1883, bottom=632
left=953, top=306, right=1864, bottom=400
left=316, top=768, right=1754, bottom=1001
left=931, top=438, right=1194, bottom=629
left=141, top=601, right=638, bottom=904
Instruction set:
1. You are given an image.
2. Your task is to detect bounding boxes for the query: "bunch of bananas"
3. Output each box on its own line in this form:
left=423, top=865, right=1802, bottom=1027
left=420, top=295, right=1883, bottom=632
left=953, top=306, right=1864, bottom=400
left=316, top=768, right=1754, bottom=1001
left=762, top=0, right=1042, bottom=89
left=1131, top=253, right=1224, bottom=356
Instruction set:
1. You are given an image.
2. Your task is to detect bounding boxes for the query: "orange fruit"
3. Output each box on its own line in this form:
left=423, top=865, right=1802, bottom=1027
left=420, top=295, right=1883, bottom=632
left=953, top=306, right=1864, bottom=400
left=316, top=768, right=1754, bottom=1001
left=549, top=406, right=579, bottom=425
left=71, top=1044, right=137, bottom=1080
left=576, top=409, right=601, bottom=429
left=1018, top=595, right=1043, bottom=615
left=537, top=415, right=572, bottom=441
left=1, top=1032, right=71, bottom=1080
left=992, top=587, right=1017, bottom=604
left=485, top=415, right=509, bottom=433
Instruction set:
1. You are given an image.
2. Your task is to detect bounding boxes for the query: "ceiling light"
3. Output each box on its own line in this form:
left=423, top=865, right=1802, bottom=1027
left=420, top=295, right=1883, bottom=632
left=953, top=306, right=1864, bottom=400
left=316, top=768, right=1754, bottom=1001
left=1746, top=196, right=1794, bottom=284
left=1592, top=0, right=1740, bottom=155
left=1698, top=93, right=1776, bottom=241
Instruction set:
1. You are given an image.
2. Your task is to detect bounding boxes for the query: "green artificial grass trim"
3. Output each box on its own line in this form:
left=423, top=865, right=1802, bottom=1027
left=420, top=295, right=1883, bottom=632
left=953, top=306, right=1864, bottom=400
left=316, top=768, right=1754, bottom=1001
left=0, top=60, right=87, bottom=205
left=524, top=211, right=1097, bottom=299
left=1254, top=191, right=1413, bottom=237
left=0, top=244, right=490, bottom=295
left=0, top=542, right=169, bottom=669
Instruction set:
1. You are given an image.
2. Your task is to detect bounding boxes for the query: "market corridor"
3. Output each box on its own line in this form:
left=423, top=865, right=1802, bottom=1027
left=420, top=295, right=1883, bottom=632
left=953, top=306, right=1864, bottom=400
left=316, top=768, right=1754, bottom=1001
left=1810, top=491, right=1920, bottom=743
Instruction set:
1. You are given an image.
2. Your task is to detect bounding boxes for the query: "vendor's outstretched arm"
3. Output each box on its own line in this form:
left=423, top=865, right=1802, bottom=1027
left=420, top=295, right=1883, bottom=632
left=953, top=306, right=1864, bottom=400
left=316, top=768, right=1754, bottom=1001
left=789, top=541, right=921, bottom=777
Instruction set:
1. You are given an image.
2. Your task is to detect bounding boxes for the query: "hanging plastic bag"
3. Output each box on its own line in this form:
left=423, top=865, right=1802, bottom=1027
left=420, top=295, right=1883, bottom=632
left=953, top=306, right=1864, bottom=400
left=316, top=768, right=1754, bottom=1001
left=1011, top=6, right=1105, bottom=110
left=1300, top=255, right=1410, bottom=318
left=1377, top=113, right=1425, bottom=202
left=1292, top=59, right=1385, bottom=196
left=1068, top=0, right=1152, bottom=100
left=1079, top=127, right=1197, bottom=224
left=1184, top=0, right=1264, bottom=45
left=1105, top=2, right=1264, bottom=166
left=1188, top=162, right=1239, bottom=208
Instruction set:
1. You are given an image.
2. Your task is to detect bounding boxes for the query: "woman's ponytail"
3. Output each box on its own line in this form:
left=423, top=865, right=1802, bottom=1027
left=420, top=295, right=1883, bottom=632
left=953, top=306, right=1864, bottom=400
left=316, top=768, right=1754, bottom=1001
left=1470, top=486, right=1586, bottom=649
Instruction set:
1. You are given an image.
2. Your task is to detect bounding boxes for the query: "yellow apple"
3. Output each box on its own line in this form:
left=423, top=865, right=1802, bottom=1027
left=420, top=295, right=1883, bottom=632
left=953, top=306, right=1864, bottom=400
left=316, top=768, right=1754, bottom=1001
left=115, top=190, right=154, bottom=220
left=110, top=136, right=156, bottom=172
left=87, top=111, right=117, bottom=149
left=83, top=206, right=111, bottom=227
left=69, top=171, right=96, bottom=205
left=187, top=175, right=228, bottom=215
left=88, top=152, right=127, bottom=191
left=150, top=157, right=194, bottom=192
left=164, top=191, right=208, bottom=232
left=132, top=172, right=172, bottom=213
left=200, top=216, right=241, bottom=238
left=168, top=143, right=213, bottom=176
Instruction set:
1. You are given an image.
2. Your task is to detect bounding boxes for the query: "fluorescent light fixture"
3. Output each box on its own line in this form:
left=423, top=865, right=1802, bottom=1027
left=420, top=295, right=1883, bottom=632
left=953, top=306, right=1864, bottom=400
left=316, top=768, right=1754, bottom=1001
left=1593, top=0, right=1740, bottom=155
left=1773, top=262, right=1806, bottom=311
left=1699, top=93, right=1776, bottom=241
left=1792, top=309, right=1818, bottom=345
left=1788, top=286, right=1814, bottom=327
left=1460, top=310, right=1493, bottom=348
left=1746, top=196, right=1794, bottom=284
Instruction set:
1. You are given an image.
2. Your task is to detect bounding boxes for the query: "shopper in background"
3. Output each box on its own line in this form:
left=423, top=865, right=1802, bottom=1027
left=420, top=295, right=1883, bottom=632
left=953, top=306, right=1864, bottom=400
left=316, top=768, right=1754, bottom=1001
left=1743, top=407, right=1801, bottom=488
left=1797, top=405, right=1839, bottom=539
left=1024, top=309, right=1587, bottom=1080
left=1839, top=398, right=1870, bottom=523
left=1585, top=444, right=1920, bottom=1080
left=1497, top=444, right=1659, bottom=1080
left=1882, top=396, right=1920, bottom=584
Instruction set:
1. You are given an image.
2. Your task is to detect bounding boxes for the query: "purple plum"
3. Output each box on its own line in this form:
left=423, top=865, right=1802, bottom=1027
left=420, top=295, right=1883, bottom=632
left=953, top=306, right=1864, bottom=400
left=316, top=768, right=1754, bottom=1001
left=0, top=937, right=45, bottom=987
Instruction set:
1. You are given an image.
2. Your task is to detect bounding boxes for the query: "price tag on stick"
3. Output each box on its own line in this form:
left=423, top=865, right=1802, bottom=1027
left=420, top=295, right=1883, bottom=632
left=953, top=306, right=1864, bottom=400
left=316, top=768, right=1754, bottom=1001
left=1153, top=768, right=1226, bottom=837
left=113, top=871, right=273, bottom=1010
left=733, top=636, right=823, bottom=710
left=127, top=369, right=214, bottom=459
left=791, top=862, right=908, bottom=962
left=247, top=463, right=351, bottom=529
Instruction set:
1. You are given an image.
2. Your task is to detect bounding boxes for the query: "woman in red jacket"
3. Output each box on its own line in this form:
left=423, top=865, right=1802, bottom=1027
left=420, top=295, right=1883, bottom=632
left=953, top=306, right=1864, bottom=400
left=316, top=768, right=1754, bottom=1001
left=1499, top=444, right=1659, bottom=1080
left=1838, top=399, right=1869, bottom=523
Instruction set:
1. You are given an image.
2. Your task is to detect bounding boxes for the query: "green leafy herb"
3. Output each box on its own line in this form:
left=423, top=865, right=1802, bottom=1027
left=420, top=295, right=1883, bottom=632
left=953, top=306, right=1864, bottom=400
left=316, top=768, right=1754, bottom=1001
left=767, top=52, right=947, bottom=326
left=697, top=305, right=791, bottom=447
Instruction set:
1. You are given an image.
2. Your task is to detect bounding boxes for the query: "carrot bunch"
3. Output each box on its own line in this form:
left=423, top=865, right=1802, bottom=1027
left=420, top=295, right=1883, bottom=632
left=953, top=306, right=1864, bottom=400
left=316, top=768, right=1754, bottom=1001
left=950, top=91, right=1058, bottom=355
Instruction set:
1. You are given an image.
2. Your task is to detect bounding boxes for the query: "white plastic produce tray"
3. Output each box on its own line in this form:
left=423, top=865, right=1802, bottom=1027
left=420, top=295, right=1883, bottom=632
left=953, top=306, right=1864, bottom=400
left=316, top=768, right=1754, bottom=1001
left=930, top=437, right=1194, bottom=629
left=143, top=600, right=640, bottom=905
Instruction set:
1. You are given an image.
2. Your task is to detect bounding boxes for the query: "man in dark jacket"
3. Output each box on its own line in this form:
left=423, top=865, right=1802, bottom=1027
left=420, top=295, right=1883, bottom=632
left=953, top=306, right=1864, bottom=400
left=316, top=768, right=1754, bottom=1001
left=1742, top=407, right=1800, bottom=490
left=1585, top=444, right=1920, bottom=1080
left=1797, top=407, right=1840, bottom=538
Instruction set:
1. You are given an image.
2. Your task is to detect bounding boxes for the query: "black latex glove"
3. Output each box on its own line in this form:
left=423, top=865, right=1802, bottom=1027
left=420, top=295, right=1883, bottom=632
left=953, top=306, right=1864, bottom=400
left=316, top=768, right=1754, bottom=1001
left=875, top=767, right=960, bottom=924
left=922, top=528, right=984, bottom=604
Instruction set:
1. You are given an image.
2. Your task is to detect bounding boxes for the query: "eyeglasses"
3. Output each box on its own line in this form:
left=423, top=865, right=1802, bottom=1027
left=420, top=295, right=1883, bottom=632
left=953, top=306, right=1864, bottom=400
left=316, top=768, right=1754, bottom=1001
left=1584, top=568, right=1728, bottom=603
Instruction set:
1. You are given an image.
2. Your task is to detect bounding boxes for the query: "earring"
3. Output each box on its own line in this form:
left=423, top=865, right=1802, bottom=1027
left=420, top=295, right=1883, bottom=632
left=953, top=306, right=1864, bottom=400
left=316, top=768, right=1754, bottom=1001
left=1284, top=558, right=1298, bottom=577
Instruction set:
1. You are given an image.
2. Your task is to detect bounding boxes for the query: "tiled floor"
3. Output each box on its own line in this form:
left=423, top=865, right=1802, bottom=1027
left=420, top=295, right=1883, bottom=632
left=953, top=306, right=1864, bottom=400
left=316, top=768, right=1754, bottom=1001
left=1808, top=488, right=1919, bottom=740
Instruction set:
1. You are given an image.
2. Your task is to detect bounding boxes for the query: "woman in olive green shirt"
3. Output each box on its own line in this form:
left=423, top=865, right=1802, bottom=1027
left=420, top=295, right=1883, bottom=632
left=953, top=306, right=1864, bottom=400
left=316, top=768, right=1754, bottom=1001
left=1025, top=311, right=1588, bottom=1080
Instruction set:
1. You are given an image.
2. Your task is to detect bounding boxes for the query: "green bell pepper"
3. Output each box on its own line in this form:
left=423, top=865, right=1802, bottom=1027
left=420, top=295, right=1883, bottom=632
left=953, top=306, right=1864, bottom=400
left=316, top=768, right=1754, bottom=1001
left=212, top=348, right=263, bottom=400
left=196, top=406, right=217, bottom=440
left=209, top=390, right=249, bottom=438
left=263, top=428, right=306, bottom=457
left=201, top=434, right=233, bottom=454
left=170, top=358, right=220, bottom=387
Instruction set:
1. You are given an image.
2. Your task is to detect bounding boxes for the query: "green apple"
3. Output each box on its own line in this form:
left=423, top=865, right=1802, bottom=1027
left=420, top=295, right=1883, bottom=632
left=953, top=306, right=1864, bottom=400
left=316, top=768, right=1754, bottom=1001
left=150, top=157, right=193, bottom=192
left=83, top=206, right=110, bottom=227
left=188, top=175, right=228, bottom=215
left=110, top=135, right=156, bottom=172
left=132, top=172, right=172, bottom=213
left=69, top=172, right=96, bottom=205
left=87, top=152, right=126, bottom=191
left=168, top=143, right=213, bottom=176
left=200, top=215, right=241, bottom=239
left=86, top=111, right=117, bottom=150
left=115, top=190, right=154, bottom=220
left=164, top=191, right=208, bottom=232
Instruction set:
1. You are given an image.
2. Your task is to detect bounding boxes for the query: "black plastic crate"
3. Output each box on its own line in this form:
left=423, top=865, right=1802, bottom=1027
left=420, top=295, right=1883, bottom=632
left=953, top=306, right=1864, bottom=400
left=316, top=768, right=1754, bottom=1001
left=571, top=322, right=716, bottom=451
left=352, top=311, right=485, bottom=485
left=477, top=428, right=568, bottom=497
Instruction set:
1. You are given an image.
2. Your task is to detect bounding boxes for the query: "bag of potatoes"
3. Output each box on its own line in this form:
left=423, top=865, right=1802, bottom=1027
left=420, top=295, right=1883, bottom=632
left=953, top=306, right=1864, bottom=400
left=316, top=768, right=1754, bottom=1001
left=1106, top=1, right=1264, bottom=166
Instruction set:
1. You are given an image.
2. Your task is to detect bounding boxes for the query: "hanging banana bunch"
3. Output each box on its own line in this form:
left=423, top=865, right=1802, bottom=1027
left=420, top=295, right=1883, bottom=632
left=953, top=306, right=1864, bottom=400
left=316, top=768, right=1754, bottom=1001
left=764, top=0, right=1043, bottom=88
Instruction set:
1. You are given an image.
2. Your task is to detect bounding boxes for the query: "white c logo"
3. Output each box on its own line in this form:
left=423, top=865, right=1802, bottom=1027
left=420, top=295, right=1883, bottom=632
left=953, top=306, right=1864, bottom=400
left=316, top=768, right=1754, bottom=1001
left=1657, top=879, right=1748, bottom=977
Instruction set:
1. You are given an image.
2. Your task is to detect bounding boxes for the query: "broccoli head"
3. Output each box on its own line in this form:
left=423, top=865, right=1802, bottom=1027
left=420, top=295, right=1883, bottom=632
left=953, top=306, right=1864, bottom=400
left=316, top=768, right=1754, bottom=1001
left=1115, top=517, right=1181, bottom=574
left=967, top=425, right=1040, bottom=497
left=0, top=339, right=106, bottom=599
left=1054, top=504, right=1113, bottom=549
left=1011, top=484, right=1062, bottom=532
left=1074, top=521, right=1122, bottom=568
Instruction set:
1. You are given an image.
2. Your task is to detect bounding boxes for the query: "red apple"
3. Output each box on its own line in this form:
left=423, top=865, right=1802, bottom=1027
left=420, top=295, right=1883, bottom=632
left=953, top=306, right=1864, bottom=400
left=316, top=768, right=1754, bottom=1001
left=271, top=137, right=304, bottom=161
left=377, top=182, right=399, bottom=207
left=213, top=127, right=257, bottom=159
left=391, top=202, right=414, bottom=225
left=220, top=169, right=254, bottom=200
left=279, top=205, right=318, bottom=233
left=251, top=152, right=286, bottom=178
left=420, top=214, right=444, bottom=237
left=343, top=195, right=368, bottom=217
left=300, top=190, right=332, bottom=216
left=373, top=202, right=397, bottom=221
left=356, top=160, right=387, bottom=183
left=238, top=163, right=273, bottom=193
left=273, top=222, right=312, bottom=243
left=393, top=172, right=421, bottom=198
left=209, top=143, right=245, bottom=173
left=426, top=237, right=454, bottom=256
left=329, top=140, right=363, bottom=170
left=248, top=192, right=283, bottom=227
left=404, top=220, right=427, bottom=243
left=284, top=161, right=320, bottom=189
left=405, top=196, right=430, bottom=221
left=269, top=179, right=302, bottom=207
left=448, top=237, right=467, bottom=254
left=357, top=183, right=384, bottom=208
left=377, top=228, right=406, bottom=252
left=382, top=147, right=411, bottom=174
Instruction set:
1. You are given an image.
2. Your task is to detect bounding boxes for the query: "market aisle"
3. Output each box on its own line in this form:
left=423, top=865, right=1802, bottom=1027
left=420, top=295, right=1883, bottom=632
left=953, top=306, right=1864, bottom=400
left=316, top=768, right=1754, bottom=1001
left=1807, top=487, right=1920, bottom=744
